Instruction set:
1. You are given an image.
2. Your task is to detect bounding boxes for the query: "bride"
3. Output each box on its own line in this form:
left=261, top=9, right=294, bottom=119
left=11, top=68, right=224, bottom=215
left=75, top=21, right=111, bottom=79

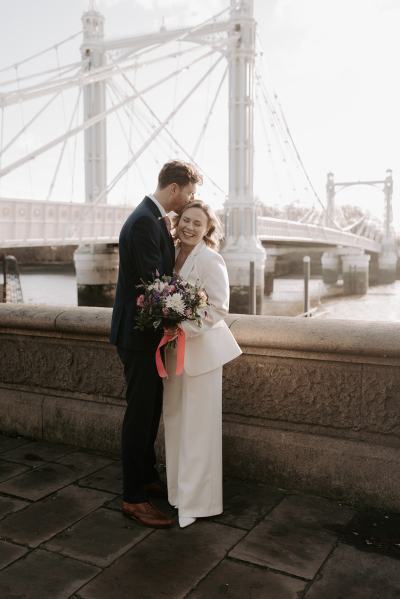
left=163, top=200, right=242, bottom=528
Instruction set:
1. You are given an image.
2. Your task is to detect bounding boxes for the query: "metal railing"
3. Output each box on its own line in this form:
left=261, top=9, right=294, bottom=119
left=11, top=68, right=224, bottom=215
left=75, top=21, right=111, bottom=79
left=1, top=255, right=23, bottom=303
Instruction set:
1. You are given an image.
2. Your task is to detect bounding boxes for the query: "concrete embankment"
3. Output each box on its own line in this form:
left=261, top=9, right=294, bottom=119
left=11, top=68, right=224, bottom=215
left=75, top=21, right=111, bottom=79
left=0, top=245, right=77, bottom=265
left=0, top=304, right=399, bottom=510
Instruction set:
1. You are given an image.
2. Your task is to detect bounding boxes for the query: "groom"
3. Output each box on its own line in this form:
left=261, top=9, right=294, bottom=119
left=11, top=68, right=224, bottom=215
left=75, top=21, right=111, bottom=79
left=110, top=160, right=202, bottom=528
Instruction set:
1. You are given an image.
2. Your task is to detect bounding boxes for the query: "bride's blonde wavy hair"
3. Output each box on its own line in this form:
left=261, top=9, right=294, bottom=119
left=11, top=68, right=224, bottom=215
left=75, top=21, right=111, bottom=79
left=172, top=200, right=224, bottom=250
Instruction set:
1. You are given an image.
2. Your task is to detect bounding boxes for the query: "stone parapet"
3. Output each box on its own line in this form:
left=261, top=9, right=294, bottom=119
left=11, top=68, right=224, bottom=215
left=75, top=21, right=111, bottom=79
left=0, top=305, right=400, bottom=510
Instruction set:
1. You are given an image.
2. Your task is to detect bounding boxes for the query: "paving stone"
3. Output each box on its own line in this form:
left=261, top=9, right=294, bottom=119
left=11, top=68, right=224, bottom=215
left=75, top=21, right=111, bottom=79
left=338, top=508, right=400, bottom=559
left=0, top=496, right=29, bottom=520
left=229, top=519, right=336, bottom=579
left=213, top=478, right=283, bottom=529
left=78, top=462, right=122, bottom=494
left=0, top=460, right=29, bottom=483
left=0, top=485, right=114, bottom=547
left=0, top=548, right=99, bottom=599
left=0, top=462, right=81, bottom=500
left=103, top=494, right=123, bottom=511
left=188, top=558, right=306, bottom=598
left=268, top=494, right=354, bottom=531
left=0, top=540, right=28, bottom=569
left=0, top=435, right=30, bottom=454
left=45, top=507, right=152, bottom=567
left=1, top=440, right=75, bottom=468
left=55, top=451, right=114, bottom=478
left=79, top=521, right=244, bottom=599
left=306, top=543, right=400, bottom=598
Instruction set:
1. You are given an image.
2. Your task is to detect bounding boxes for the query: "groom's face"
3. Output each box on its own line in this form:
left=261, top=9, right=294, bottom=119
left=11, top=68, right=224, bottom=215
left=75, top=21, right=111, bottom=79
left=170, top=182, right=197, bottom=212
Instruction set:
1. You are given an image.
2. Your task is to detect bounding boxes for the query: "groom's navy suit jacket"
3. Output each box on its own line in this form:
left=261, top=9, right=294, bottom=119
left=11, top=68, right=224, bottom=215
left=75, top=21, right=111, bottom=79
left=110, top=196, right=175, bottom=350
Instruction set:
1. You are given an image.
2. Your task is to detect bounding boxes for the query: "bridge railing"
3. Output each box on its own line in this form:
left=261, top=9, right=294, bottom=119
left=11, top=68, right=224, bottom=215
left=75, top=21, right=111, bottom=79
left=258, top=217, right=381, bottom=253
left=0, top=198, right=383, bottom=253
left=0, top=198, right=132, bottom=248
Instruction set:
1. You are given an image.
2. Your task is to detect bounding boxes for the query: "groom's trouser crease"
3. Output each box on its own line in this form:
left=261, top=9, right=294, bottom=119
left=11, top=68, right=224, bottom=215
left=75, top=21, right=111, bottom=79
left=117, top=346, right=162, bottom=503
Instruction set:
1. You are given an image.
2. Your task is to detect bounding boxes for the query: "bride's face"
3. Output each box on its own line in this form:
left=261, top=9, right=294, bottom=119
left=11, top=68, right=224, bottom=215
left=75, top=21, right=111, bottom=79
left=177, top=207, right=208, bottom=248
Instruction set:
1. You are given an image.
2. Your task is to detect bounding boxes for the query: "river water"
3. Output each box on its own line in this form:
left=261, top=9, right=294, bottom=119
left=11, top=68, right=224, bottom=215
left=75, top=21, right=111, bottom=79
left=18, top=265, right=400, bottom=322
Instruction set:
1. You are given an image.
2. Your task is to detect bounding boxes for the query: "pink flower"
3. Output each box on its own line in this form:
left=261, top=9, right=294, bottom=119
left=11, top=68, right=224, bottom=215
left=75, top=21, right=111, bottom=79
left=162, top=307, right=169, bottom=316
left=136, top=294, right=145, bottom=307
left=185, top=308, right=192, bottom=317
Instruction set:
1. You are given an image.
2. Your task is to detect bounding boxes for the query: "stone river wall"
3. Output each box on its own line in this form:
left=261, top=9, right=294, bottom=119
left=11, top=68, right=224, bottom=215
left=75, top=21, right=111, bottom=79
left=0, top=304, right=399, bottom=510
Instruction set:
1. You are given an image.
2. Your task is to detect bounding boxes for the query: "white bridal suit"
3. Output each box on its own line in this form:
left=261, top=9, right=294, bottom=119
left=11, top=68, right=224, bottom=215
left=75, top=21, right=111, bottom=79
left=163, top=240, right=242, bottom=518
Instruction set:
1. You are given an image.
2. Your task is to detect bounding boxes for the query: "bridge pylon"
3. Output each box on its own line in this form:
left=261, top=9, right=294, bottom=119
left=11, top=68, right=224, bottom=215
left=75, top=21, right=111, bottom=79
left=378, top=169, right=397, bottom=284
left=323, top=169, right=398, bottom=290
left=74, top=4, right=119, bottom=307
left=221, top=0, right=265, bottom=314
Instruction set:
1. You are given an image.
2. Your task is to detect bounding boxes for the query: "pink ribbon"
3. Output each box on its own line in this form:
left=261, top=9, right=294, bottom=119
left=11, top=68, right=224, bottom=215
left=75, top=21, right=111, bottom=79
left=155, top=327, right=186, bottom=378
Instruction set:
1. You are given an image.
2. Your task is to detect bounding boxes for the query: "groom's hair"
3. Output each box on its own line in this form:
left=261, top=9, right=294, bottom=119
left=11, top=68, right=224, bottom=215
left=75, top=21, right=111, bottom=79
left=158, top=160, right=203, bottom=189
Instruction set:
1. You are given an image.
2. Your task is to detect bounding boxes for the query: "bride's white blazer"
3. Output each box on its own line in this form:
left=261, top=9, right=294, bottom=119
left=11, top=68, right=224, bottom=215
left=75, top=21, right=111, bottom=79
left=177, top=240, right=242, bottom=376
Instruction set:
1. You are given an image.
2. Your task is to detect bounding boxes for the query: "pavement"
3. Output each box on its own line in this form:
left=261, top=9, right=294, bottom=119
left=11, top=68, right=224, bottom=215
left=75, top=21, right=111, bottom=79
left=0, top=433, right=399, bottom=599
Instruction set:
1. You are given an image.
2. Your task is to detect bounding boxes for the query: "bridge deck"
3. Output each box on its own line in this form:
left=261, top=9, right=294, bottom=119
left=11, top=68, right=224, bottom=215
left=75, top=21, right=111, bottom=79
left=0, top=198, right=382, bottom=253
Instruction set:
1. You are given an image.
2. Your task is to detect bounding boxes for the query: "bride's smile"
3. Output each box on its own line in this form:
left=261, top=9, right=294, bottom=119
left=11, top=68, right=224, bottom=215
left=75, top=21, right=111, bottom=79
left=177, top=207, right=208, bottom=248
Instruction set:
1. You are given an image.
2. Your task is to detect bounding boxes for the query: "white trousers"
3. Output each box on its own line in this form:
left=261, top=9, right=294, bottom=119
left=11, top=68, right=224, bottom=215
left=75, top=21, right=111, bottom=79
left=163, top=348, right=223, bottom=518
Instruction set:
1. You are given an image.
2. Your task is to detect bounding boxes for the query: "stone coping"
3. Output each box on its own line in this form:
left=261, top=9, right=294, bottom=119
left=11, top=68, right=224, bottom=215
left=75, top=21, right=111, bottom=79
left=1, top=303, right=400, bottom=358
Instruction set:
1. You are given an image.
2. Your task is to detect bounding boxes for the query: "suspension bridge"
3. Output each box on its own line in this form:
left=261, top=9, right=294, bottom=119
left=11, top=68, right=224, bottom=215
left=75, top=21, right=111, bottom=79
left=0, top=0, right=397, bottom=311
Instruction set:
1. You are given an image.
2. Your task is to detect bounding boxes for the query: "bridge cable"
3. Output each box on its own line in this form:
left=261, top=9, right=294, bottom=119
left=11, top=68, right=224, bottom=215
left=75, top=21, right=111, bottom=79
left=0, top=91, right=63, bottom=159
left=0, top=60, right=89, bottom=161
left=0, top=45, right=204, bottom=108
left=55, top=46, right=74, bottom=180
left=0, top=48, right=219, bottom=179
left=255, top=73, right=308, bottom=205
left=46, top=88, right=82, bottom=202
left=0, top=31, right=82, bottom=76
left=107, top=52, right=227, bottom=197
left=254, top=88, right=284, bottom=203
left=108, top=80, right=163, bottom=171
left=14, top=65, right=34, bottom=198
left=70, top=82, right=82, bottom=202
left=191, top=65, right=227, bottom=159
left=0, top=60, right=86, bottom=89
left=93, top=54, right=224, bottom=205
left=106, top=83, right=149, bottom=199
left=115, top=4, right=231, bottom=65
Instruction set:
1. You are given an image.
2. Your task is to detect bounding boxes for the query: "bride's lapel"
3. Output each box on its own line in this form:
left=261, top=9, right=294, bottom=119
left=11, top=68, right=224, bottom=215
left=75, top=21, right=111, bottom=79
left=179, top=240, right=205, bottom=280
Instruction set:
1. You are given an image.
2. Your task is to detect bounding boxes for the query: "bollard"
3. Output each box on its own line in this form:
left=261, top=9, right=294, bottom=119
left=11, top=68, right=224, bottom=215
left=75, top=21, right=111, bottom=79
left=303, top=256, right=310, bottom=316
left=249, top=261, right=256, bottom=315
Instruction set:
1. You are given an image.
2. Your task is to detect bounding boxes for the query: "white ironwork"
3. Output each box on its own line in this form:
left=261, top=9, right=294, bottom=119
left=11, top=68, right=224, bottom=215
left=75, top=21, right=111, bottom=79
left=258, top=217, right=381, bottom=253
left=0, top=0, right=392, bottom=276
left=0, top=197, right=131, bottom=248
left=0, top=197, right=382, bottom=254
left=82, top=6, right=107, bottom=203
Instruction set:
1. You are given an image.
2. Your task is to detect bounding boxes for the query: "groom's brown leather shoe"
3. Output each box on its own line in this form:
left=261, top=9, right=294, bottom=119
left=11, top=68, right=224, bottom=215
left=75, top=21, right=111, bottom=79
left=122, top=501, right=174, bottom=528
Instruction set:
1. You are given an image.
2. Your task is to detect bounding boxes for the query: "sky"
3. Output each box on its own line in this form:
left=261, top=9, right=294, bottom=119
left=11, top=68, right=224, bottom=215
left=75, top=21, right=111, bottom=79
left=0, top=0, right=399, bottom=225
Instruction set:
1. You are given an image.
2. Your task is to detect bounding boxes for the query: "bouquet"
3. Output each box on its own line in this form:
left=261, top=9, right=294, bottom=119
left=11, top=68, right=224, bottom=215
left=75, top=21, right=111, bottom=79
left=135, top=274, right=208, bottom=377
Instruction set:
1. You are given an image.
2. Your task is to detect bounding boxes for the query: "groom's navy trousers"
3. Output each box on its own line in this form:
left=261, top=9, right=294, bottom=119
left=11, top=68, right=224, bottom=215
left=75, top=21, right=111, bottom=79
left=110, top=196, right=174, bottom=503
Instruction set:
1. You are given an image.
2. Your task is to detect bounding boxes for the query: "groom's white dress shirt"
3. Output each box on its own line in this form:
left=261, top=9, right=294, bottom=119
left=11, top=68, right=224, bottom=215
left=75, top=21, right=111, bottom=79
left=148, top=194, right=167, bottom=217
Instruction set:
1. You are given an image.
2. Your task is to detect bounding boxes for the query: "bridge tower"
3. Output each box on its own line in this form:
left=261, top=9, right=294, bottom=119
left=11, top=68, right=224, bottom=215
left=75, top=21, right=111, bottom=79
left=221, top=0, right=265, bottom=313
left=73, top=1, right=119, bottom=307
left=73, top=0, right=265, bottom=308
left=325, top=172, right=335, bottom=227
left=378, top=169, right=397, bottom=283
left=81, top=1, right=107, bottom=203
left=321, top=172, right=340, bottom=284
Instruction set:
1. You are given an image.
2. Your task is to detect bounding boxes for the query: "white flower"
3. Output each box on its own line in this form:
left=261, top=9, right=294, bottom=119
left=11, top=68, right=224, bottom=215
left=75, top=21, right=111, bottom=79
left=149, top=280, right=167, bottom=292
left=165, top=293, right=186, bottom=315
